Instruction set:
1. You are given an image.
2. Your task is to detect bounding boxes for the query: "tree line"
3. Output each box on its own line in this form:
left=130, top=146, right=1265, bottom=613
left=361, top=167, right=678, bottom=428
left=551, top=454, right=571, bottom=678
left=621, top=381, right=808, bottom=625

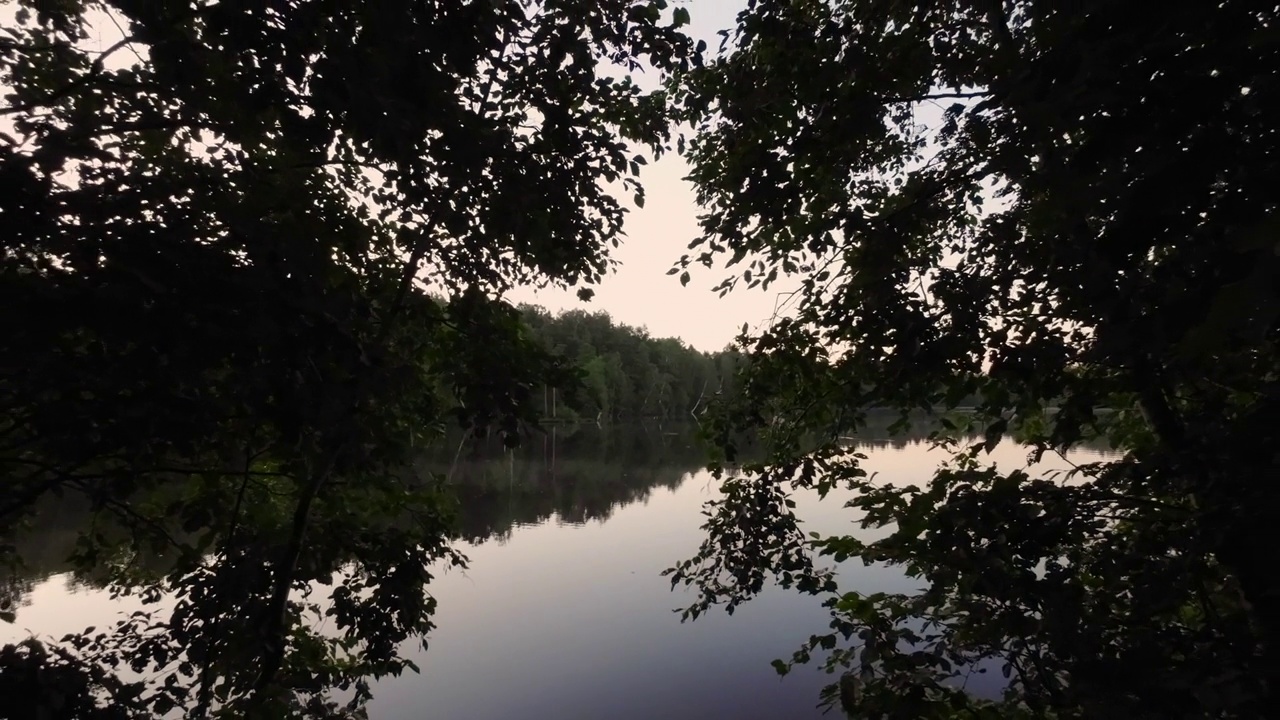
left=518, top=306, right=743, bottom=422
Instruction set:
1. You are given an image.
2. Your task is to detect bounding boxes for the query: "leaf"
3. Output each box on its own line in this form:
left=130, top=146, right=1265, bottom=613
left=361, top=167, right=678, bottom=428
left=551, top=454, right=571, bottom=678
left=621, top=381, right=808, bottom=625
left=983, top=418, right=1007, bottom=454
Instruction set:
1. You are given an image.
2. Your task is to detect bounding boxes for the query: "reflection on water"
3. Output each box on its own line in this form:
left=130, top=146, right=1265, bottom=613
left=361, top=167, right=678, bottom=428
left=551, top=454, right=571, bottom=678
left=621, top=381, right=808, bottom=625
left=435, top=424, right=714, bottom=544
left=2, top=422, right=1116, bottom=719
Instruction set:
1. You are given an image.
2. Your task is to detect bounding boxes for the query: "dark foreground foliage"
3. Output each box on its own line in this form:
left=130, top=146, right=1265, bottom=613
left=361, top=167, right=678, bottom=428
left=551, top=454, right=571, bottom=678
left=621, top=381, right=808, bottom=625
left=669, top=1, right=1280, bottom=718
left=0, top=0, right=692, bottom=716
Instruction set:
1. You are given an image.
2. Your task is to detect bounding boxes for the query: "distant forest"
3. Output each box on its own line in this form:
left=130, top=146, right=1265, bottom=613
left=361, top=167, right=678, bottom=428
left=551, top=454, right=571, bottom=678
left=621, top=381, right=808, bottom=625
left=518, top=306, right=743, bottom=422
left=517, top=306, right=1004, bottom=424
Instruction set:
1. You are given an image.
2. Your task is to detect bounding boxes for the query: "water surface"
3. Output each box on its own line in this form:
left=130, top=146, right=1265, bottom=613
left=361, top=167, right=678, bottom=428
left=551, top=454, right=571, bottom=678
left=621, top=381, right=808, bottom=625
left=3, top=423, right=1113, bottom=719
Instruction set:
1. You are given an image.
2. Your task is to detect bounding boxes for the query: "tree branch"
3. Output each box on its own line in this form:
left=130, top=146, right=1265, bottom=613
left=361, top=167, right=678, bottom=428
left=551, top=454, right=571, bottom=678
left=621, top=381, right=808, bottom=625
left=884, top=90, right=991, bottom=104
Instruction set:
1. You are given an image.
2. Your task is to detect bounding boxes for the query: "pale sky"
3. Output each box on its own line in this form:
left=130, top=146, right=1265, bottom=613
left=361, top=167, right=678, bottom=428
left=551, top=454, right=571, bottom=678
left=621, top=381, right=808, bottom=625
left=509, top=1, right=765, bottom=352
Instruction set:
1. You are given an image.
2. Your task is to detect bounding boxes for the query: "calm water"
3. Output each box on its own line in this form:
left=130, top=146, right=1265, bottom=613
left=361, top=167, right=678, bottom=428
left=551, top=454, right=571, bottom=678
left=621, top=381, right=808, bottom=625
left=2, top=424, right=1113, bottom=719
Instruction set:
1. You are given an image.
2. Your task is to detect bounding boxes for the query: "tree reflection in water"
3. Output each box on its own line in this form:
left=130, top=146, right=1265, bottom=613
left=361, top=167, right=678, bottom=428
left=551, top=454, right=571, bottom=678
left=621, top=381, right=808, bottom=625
left=0, top=423, right=715, bottom=718
left=1, top=419, right=1022, bottom=718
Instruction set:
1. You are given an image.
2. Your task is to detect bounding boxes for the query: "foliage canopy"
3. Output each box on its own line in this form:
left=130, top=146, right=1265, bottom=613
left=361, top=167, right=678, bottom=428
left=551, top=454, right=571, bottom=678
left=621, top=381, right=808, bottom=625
left=1, top=0, right=691, bottom=716
left=670, top=1, right=1280, bottom=717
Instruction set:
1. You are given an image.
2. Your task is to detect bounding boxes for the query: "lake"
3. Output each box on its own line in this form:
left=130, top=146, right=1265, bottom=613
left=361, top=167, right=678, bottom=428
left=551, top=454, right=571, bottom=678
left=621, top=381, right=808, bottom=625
left=2, top=423, right=1114, bottom=719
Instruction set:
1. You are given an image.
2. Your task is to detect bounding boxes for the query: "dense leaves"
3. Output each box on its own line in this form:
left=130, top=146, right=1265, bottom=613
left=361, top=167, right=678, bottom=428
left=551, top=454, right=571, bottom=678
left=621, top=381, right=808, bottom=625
left=670, top=1, right=1280, bottom=718
left=1, top=0, right=692, bottom=716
